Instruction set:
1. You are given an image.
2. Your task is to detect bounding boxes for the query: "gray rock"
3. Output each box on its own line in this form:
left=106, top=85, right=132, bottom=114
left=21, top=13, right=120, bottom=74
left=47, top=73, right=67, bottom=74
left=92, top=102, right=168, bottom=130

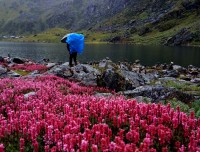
left=120, top=70, right=145, bottom=88
left=24, top=92, right=36, bottom=99
left=46, top=63, right=56, bottom=68
left=48, top=63, right=100, bottom=86
left=0, top=56, right=4, bottom=62
left=98, top=69, right=126, bottom=91
left=120, top=85, right=195, bottom=103
left=133, top=96, right=152, bottom=103
left=165, top=70, right=179, bottom=78
left=191, top=78, right=200, bottom=84
left=172, top=65, right=186, bottom=73
left=98, top=59, right=113, bottom=69
left=7, top=71, right=21, bottom=77
left=98, top=68, right=146, bottom=91
left=142, top=73, right=158, bottom=84
left=99, top=60, right=107, bottom=68
left=94, top=93, right=113, bottom=97
left=0, top=66, right=7, bottom=75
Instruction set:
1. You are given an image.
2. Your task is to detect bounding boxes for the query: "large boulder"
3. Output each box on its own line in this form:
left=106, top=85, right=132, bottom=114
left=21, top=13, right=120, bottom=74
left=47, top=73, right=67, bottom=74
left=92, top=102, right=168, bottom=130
left=97, top=69, right=127, bottom=91
left=98, top=68, right=146, bottom=91
left=48, top=62, right=100, bottom=86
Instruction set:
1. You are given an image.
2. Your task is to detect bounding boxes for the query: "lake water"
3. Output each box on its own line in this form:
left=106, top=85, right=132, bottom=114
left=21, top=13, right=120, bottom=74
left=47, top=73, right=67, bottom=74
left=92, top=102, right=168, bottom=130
left=0, top=41, right=200, bottom=67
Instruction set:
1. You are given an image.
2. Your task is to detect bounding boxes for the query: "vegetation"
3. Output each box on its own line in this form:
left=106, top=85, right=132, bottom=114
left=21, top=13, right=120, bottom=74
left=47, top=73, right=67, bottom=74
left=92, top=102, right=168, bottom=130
left=0, top=75, right=200, bottom=151
left=0, top=0, right=200, bottom=46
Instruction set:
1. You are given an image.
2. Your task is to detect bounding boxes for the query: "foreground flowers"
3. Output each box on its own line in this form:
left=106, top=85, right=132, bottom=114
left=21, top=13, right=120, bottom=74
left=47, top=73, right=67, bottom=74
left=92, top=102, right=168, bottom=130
left=0, top=75, right=199, bottom=151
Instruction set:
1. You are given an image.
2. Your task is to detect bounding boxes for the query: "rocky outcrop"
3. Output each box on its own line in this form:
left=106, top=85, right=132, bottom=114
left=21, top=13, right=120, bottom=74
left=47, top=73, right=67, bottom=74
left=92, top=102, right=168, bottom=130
left=48, top=62, right=100, bottom=86
left=120, top=86, right=195, bottom=103
left=164, top=28, right=194, bottom=46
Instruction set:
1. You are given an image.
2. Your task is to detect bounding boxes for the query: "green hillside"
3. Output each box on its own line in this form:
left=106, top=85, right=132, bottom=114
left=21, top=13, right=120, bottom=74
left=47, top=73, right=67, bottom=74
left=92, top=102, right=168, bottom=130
left=0, top=0, right=200, bottom=46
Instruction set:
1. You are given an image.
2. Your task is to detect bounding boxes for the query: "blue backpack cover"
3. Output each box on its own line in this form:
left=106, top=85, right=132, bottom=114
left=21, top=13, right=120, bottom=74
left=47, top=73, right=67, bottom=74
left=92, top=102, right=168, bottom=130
left=66, top=33, right=85, bottom=54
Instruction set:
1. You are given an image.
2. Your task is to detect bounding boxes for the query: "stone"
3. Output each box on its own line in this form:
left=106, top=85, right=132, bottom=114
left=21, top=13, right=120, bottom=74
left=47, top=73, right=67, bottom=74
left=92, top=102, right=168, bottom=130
left=0, top=66, right=7, bottom=75
left=120, top=85, right=195, bottom=103
left=0, top=56, right=4, bottom=62
left=94, top=93, right=113, bottom=97
left=46, top=63, right=56, bottom=68
left=191, top=78, right=200, bottom=84
left=165, top=70, right=179, bottom=78
left=172, top=65, right=186, bottom=73
left=12, top=57, right=25, bottom=64
left=24, top=92, right=36, bottom=99
left=164, top=28, right=194, bottom=46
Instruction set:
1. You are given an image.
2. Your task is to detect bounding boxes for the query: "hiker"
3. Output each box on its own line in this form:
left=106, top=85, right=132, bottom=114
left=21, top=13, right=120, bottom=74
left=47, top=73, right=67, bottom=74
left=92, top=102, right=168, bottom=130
left=61, top=33, right=84, bottom=67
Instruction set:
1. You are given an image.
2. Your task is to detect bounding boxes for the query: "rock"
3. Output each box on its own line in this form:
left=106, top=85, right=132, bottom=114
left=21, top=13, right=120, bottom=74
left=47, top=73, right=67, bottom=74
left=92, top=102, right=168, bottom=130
left=159, top=77, right=176, bottom=81
left=49, top=63, right=100, bottom=86
left=120, top=85, right=195, bottom=103
left=24, top=92, right=36, bottom=99
left=191, top=78, right=200, bottom=84
left=164, top=28, right=194, bottom=46
left=120, top=70, right=145, bottom=89
left=98, top=68, right=145, bottom=91
left=179, top=75, right=191, bottom=81
left=7, top=71, right=21, bottom=77
left=94, top=93, right=113, bottom=97
left=0, top=56, right=4, bottom=62
left=12, top=57, right=26, bottom=64
left=142, top=73, right=158, bottom=84
left=138, top=27, right=151, bottom=36
left=172, top=65, right=186, bottom=73
left=98, top=59, right=114, bottom=69
left=109, top=36, right=121, bottom=43
left=133, top=96, right=152, bottom=103
left=46, top=63, right=56, bottom=68
left=135, top=59, right=140, bottom=64
left=98, top=69, right=126, bottom=91
left=165, top=70, right=179, bottom=78
left=119, top=63, right=129, bottom=71
left=99, top=59, right=108, bottom=68
left=0, top=65, right=7, bottom=75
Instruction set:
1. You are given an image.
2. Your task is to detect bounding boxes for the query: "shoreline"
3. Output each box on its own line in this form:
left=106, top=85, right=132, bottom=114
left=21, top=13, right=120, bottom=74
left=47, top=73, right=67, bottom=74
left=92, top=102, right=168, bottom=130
left=1, top=39, right=200, bottom=48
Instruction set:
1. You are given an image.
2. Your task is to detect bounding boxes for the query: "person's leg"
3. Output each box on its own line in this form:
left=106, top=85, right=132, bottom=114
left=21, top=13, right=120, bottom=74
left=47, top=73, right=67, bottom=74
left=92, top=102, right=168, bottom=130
left=74, top=52, right=78, bottom=65
left=69, top=54, right=73, bottom=67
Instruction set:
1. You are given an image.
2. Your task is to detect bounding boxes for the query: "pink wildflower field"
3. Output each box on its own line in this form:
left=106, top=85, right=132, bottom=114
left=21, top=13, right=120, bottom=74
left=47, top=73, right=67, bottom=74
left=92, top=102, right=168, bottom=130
left=0, top=75, right=199, bottom=152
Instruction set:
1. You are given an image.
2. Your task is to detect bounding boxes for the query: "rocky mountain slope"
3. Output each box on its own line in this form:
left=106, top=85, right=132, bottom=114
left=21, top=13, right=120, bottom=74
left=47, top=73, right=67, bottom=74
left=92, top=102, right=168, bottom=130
left=0, top=0, right=200, bottom=45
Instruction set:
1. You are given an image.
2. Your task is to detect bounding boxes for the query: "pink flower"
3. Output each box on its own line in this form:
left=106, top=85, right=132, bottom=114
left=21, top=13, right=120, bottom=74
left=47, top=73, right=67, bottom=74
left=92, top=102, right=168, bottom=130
left=92, top=144, right=98, bottom=152
left=80, top=140, right=88, bottom=152
left=0, top=144, right=4, bottom=152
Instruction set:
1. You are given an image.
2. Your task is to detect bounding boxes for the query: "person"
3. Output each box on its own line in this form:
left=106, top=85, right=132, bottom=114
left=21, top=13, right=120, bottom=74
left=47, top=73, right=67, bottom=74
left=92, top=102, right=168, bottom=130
left=61, top=33, right=84, bottom=67
left=66, top=42, right=78, bottom=67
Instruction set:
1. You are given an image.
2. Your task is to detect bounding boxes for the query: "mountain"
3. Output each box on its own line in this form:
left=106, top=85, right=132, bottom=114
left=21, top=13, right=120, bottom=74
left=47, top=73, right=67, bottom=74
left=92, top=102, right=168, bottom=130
left=0, top=0, right=200, bottom=45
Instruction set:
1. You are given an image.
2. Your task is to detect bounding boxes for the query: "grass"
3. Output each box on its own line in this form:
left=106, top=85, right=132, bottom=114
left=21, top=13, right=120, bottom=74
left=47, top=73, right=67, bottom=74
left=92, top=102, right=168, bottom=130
left=13, top=70, right=30, bottom=76
left=157, top=80, right=200, bottom=98
left=163, top=98, right=200, bottom=118
left=11, top=28, right=70, bottom=43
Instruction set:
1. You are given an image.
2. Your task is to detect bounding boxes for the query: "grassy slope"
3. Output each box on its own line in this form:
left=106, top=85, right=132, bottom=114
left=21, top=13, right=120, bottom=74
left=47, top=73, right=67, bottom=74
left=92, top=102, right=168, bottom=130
left=3, top=0, right=200, bottom=46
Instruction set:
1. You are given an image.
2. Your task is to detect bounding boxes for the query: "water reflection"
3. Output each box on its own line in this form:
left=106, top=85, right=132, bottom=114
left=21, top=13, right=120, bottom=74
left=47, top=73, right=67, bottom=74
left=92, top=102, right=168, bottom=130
left=0, top=42, right=199, bottom=67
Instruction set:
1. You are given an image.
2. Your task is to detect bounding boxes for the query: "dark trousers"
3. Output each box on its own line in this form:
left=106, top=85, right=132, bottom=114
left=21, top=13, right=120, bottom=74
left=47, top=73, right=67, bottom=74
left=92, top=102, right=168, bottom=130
left=69, top=52, right=77, bottom=66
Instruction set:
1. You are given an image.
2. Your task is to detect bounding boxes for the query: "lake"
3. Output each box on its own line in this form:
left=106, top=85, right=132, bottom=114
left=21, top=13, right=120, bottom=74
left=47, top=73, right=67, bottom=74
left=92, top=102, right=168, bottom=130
left=0, top=41, right=200, bottom=67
